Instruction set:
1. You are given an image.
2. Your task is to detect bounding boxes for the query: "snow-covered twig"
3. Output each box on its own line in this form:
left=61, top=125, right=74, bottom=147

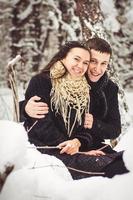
left=7, top=55, right=23, bottom=122
left=28, top=145, right=59, bottom=149
left=7, top=55, right=22, bottom=67
left=29, top=163, right=105, bottom=175
left=97, top=144, right=109, bottom=151
left=67, top=166, right=105, bottom=175
left=26, top=120, right=38, bottom=133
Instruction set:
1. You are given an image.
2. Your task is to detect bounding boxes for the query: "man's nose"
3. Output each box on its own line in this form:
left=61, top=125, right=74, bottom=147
left=94, top=64, right=101, bottom=73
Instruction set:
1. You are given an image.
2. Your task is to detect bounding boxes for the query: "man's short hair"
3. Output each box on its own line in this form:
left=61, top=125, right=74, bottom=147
left=87, top=37, right=112, bottom=56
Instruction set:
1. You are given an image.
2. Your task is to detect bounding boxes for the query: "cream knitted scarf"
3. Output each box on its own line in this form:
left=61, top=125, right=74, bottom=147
left=50, top=61, right=90, bottom=137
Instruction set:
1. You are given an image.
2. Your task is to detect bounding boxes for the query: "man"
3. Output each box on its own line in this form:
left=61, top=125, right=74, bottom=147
left=84, top=37, right=121, bottom=150
left=20, top=37, right=121, bottom=151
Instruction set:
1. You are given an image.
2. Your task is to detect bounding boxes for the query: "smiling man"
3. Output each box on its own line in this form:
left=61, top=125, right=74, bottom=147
left=83, top=38, right=128, bottom=178
left=88, top=49, right=110, bottom=82
left=84, top=37, right=121, bottom=151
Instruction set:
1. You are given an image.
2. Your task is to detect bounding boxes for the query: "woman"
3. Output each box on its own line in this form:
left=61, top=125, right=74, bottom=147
left=22, top=41, right=128, bottom=179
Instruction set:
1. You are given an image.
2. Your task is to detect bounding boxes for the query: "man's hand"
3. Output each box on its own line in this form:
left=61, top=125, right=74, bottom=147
left=25, top=96, right=49, bottom=118
left=58, top=138, right=81, bottom=155
left=84, top=113, right=93, bottom=129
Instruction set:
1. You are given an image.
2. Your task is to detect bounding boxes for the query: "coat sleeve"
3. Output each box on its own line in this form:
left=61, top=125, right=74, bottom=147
left=71, top=131, right=93, bottom=151
left=23, top=74, right=68, bottom=146
left=91, top=83, right=121, bottom=140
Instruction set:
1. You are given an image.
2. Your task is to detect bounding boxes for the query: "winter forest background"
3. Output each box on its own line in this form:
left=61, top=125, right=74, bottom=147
left=0, top=1, right=133, bottom=199
left=0, top=0, right=133, bottom=130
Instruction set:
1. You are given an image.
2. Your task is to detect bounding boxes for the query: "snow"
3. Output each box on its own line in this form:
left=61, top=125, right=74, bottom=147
left=0, top=121, right=72, bottom=200
left=17, top=4, right=33, bottom=21
left=0, top=87, right=24, bottom=120
left=0, top=120, right=28, bottom=173
left=0, top=116, right=133, bottom=199
left=125, top=2, right=133, bottom=24
left=17, top=0, right=42, bottom=21
left=125, top=92, right=133, bottom=122
left=100, top=0, right=120, bottom=32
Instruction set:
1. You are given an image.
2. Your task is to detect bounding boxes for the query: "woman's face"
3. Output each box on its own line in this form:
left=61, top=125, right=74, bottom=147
left=62, top=47, right=90, bottom=79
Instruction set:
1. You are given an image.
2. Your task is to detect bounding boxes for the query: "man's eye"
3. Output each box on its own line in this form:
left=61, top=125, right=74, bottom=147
left=90, top=60, right=96, bottom=63
left=101, top=63, right=108, bottom=67
left=102, top=63, right=107, bottom=66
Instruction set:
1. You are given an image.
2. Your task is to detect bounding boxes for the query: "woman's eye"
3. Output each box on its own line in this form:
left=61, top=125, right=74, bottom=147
left=83, top=62, right=89, bottom=66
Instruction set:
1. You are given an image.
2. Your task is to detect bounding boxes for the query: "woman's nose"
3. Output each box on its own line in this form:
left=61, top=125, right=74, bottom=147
left=77, top=62, right=83, bottom=68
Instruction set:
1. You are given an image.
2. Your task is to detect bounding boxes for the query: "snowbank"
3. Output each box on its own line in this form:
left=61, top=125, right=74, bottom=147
left=0, top=120, right=133, bottom=200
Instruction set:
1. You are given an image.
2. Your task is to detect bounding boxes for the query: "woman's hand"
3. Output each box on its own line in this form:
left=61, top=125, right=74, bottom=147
left=79, top=150, right=105, bottom=156
left=25, top=96, right=49, bottom=118
left=84, top=113, right=93, bottom=129
left=58, top=138, right=81, bottom=155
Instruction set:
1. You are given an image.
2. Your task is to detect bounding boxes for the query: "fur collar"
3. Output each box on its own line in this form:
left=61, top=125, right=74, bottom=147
left=88, top=72, right=108, bottom=95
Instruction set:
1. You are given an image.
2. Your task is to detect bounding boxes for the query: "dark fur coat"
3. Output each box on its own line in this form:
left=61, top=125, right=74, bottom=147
left=87, top=72, right=121, bottom=149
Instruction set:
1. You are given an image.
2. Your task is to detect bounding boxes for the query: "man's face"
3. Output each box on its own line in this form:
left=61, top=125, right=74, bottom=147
left=88, top=49, right=110, bottom=82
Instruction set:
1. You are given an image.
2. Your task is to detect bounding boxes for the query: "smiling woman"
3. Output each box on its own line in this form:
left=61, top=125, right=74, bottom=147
left=50, top=47, right=90, bottom=136
left=23, top=41, right=92, bottom=157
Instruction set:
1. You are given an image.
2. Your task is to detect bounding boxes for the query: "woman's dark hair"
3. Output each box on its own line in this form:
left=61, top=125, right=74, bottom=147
left=86, top=37, right=112, bottom=56
left=41, top=41, right=90, bottom=74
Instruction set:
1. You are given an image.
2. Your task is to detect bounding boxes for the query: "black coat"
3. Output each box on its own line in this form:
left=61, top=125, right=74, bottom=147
left=20, top=72, right=124, bottom=179
left=23, top=73, right=93, bottom=151
left=86, top=72, right=121, bottom=149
